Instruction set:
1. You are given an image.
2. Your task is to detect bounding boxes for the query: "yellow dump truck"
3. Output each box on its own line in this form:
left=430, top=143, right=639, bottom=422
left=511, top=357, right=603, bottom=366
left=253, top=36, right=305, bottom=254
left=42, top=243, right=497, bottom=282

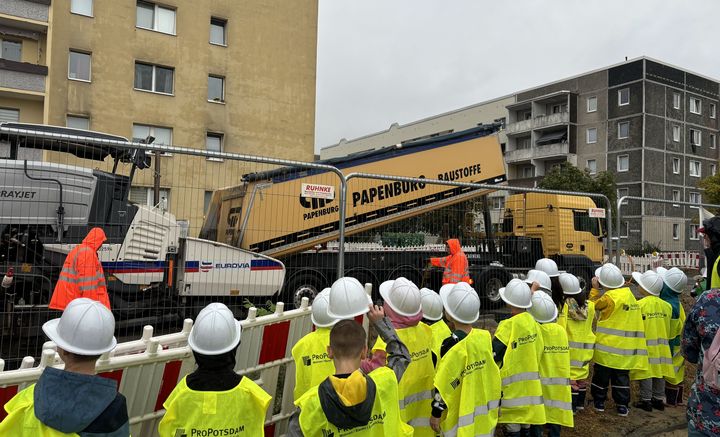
left=200, top=124, right=605, bottom=306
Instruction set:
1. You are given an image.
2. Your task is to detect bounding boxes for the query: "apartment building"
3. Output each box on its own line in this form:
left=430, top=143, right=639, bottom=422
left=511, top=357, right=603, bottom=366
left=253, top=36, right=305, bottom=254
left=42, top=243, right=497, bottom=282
left=321, top=57, right=720, bottom=250
left=0, top=0, right=318, bottom=232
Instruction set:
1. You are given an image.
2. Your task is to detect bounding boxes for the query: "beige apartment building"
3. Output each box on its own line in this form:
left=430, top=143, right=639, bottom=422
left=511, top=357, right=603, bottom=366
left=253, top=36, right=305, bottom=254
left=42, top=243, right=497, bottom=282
left=1, top=0, right=317, bottom=232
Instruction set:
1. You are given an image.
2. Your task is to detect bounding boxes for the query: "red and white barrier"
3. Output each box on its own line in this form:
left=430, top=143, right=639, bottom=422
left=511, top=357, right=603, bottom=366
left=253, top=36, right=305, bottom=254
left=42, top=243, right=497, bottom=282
left=618, top=251, right=702, bottom=275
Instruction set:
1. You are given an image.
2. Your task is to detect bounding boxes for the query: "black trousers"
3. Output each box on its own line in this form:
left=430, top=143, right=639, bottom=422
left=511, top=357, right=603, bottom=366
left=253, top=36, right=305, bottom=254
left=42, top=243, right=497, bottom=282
left=590, top=363, right=630, bottom=407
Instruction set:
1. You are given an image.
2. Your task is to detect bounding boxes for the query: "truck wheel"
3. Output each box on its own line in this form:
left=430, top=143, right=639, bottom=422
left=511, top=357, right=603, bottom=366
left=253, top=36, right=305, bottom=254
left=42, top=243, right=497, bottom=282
left=478, top=270, right=508, bottom=309
left=283, top=273, right=324, bottom=309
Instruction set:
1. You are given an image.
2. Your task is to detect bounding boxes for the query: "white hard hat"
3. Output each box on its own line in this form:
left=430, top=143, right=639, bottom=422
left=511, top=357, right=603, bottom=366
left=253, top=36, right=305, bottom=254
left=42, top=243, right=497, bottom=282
left=188, top=303, right=242, bottom=355
left=655, top=266, right=668, bottom=277
left=311, top=288, right=339, bottom=328
left=419, top=288, right=443, bottom=321
left=499, top=278, right=533, bottom=309
left=631, top=270, right=664, bottom=296
left=379, top=277, right=422, bottom=317
left=327, top=277, right=371, bottom=319
left=529, top=291, right=558, bottom=323
left=594, top=263, right=625, bottom=289
left=524, top=269, right=552, bottom=292
left=535, top=258, right=561, bottom=278
left=558, top=273, right=582, bottom=295
left=439, top=282, right=480, bottom=324
left=663, top=267, right=687, bottom=294
left=43, top=298, right=117, bottom=355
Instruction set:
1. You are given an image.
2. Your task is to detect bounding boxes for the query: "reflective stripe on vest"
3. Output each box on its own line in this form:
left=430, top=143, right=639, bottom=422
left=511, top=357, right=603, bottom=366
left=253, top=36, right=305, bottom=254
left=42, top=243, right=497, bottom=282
left=595, top=343, right=648, bottom=356
left=593, top=288, right=649, bottom=370
left=568, top=341, right=595, bottom=349
left=434, top=329, right=501, bottom=437
left=501, top=371, right=540, bottom=386
left=291, top=328, right=335, bottom=401
left=51, top=245, right=110, bottom=310
left=596, top=326, right=645, bottom=338
left=500, top=396, right=544, bottom=408
left=538, top=322, right=573, bottom=428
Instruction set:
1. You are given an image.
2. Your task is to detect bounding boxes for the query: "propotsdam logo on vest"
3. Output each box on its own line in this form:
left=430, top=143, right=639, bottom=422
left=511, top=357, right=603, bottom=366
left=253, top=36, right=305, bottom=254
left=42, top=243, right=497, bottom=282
left=410, top=347, right=430, bottom=360
left=450, top=378, right=461, bottom=389
left=622, top=303, right=640, bottom=312
left=335, top=411, right=387, bottom=434
left=643, top=311, right=667, bottom=320
left=303, top=352, right=331, bottom=366
left=543, top=345, right=570, bottom=354
left=177, top=425, right=246, bottom=436
left=511, top=333, right=537, bottom=349
left=460, top=359, right=487, bottom=379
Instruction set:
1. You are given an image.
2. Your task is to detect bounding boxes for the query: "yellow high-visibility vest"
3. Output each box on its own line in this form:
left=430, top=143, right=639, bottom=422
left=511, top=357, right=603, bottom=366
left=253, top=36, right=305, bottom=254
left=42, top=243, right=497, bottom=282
left=711, top=255, right=720, bottom=289
left=291, top=327, right=335, bottom=401
left=665, top=305, right=686, bottom=385
left=593, top=287, right=649, bottom=371
left=557, top=300, right=596, bottom=380
left=373, top=323, right=435, bottom=436
left=0, top=384, right=82, bottom=436
left=295, top=366, right=413, bottom=436
left=538, top=323, right=574, bottom=428
left=630, top=296, right=674, bottom=380
left=434, top=328, right=501, bottom=437
left=158, top=376, right=271, bottom=437
left=428, top=319, right=451, bottom=360
left=494, top=312, right=546, bottom=425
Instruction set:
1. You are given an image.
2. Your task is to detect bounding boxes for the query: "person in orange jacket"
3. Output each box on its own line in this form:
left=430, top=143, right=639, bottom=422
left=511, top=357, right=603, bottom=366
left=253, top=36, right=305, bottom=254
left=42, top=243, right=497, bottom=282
left=430, top=239, right=471, bottom=284
left=49, top=227, right=111, bottom=311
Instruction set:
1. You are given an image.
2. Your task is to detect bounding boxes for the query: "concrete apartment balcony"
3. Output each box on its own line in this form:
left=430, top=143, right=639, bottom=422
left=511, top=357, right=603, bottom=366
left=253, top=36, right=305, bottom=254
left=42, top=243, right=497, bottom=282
left=0, top=0, right=50, bottom=23
left=0, top=59, right=47, bottom=94
left=504, top=141, right=569, bottom=163
left=506, top=112, right=569, bottom=135
left=508, top=176, right=543, bottom=188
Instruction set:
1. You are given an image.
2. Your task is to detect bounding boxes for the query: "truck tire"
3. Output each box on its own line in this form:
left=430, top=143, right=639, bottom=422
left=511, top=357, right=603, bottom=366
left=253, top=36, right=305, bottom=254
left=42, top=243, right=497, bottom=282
left=282, top=272, right=325, bottom=309
left=477, top=270, right=508, bottom=309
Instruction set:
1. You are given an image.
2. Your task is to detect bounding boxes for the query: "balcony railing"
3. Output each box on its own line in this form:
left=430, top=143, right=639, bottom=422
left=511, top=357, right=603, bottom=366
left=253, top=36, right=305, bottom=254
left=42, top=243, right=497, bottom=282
left=506, top=112, right=569, bottom=135
left=0, top=0, right=50, bottom=22
left=504, top=141, right=569, bottom=163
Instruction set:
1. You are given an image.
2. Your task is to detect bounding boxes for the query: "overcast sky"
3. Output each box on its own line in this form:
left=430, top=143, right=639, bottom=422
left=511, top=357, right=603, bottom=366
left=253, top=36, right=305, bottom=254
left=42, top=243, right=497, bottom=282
left=314, top=0, right=719, bottom=152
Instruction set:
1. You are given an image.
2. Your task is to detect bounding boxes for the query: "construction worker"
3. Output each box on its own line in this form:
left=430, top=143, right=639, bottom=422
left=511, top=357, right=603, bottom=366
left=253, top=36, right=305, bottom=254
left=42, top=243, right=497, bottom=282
left=419, top=287, right=450, bottom=362
left=629, top=270, right=673, bottom=412
left=659, top=267, right=688, bottom=406
left=49, top=227, right=110, bottom=311
left=557, top=272, right=596, bottom=413
left=699, top=216, right=720, bottom=290
left=589, top=263, right=649, bottom=416
left=292, top=288, right=339, bottom=401
left=535, top=258, right=565, bottom=308
left=0, top=298, right=129, bottom=436
left=430, top=238, right=470, bottom=284
left=431, top=282, right=501, bottom=436
left=494, top=278, right=546, bottom=436
left=529, top=291, right=573, bottom=436
left=361, top=277, right=434, bottom=436
left=289, top=276, right=413, bottom=436
left=159, top=302, right=271, bottom=437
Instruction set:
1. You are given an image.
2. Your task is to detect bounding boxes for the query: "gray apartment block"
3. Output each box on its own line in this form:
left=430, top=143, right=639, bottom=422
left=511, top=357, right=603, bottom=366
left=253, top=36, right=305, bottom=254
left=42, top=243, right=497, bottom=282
left=320, top=57, right=720, bottom=251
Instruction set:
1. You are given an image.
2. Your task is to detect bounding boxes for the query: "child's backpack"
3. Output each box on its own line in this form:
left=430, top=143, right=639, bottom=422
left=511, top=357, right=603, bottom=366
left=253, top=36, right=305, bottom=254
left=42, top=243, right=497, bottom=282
left=703, top=326, right=720, bottom=389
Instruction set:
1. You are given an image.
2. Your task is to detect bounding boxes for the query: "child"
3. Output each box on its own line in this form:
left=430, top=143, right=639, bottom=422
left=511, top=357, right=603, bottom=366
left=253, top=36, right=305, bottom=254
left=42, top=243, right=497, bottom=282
left=659, top=267, right=688, bottom=405
left=589, top=263, right=648, bottom=416
left=529, top=291, right=573, bottom=437
left=494, top=278, right=546, bottom=437
left=430, top=282, right=501, bottom=436
left=292, top=288, right=339, bottom=401
left=419, top=287, right=451, bottom=362
left=557, top=272, right=596, bottom=412
left=362, top=277, right=435, bottom=436
left=629, top=270, right=673, bottom=412
left=535, top=258, right=565, bottom=308
left=159, top=303, right=270, bottom=436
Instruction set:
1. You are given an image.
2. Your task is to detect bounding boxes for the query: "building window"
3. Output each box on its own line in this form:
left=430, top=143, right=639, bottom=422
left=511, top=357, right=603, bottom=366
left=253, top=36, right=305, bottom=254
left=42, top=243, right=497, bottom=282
left=520, top=165, right=535, bottom=179
left=672, top=125, right=681, bottom=142
left=132, top=124, right=172, bottom=154
left=204, top=191, right=214, bottom=214
left=491, top=197, right=505, bottom=210
left=618, top=188, right=629, bottom=206
left=210, top=18, right=227, bottom=45
left=672, top=223, right=680, bottom=240
left=690, top=97, right=702, bottom=115
left=618, top=88, right=630, bottom=106
left=689, top=160, right=702, bottom=177
left=1, top=40, right=22, bottom=62
left=690, top=224, right=700, bottom=240
left=129, top=187, right=169, bottom=208
left=586, top=128, right=597, bottom=144
left=208, top=75, right=225, bottom=102
left=672, top=189, right=680, bottom=206
left=711, top=103, right=717, bottom=119
left=586, top=159, right=597, bottom=175
left=134, top=62, right=174, bottom=94
left=70, top=0, right=93, bottom=16
left=586, top=96, right=597, bottom=113
left=517, top=136, right=531, bottom=150
left=711, top=134, right=717, bottom=149
left=618, top=121, right=630, bottom=139
left=712, top=164, right=717, bottom=176
left=68, top=50, right=91, bottom=81
left=0, top=108, right=20, bottom=123
left=689, top=191, right=701, bottom=206
left=137, top=1, right=175, bottom=34
left=691, top=129, right=702, bottom=146
left=617, top=154, right=629, bottom=172
left=672, top=157, right=681, bottom=174
left=673, top=92, right=681, bottom=109
left=66, top=115, right=89, bottom=130
left=206, top=132, right=223, bottom=160
left=521, top=110, right=532, bottom=120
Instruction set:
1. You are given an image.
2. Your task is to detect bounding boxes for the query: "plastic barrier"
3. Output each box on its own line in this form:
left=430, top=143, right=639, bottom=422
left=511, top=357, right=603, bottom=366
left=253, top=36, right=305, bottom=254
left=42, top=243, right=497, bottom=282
left=618, top=251, right=701, bottom=275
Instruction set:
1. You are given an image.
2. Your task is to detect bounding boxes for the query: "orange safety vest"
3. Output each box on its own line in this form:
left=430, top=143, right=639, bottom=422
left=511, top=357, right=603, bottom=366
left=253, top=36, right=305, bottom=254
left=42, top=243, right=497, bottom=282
left=430, top=239, right=470, bottom=284
left=49, top=228, right=110, bottom=311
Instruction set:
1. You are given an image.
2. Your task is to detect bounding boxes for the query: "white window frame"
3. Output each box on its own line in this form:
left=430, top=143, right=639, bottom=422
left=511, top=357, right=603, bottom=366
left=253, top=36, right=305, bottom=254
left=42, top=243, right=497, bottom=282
left=672, top=189, right=680, bottom=207
left=620, top=221, right=629, bottom=238
left=618, top=188, right=629, bottom=206
left=136, top=1, right=176, bottom=35
left=672, top=223, right=680, bottom=240
left=586, top=159, right=597, bottom=175
left=586, top=96, right=597, bottom=113
left=68, top=50, right=91, bottom=82
left=206, top=132, right=224, bottom=161
left=712, top=163, right=717, bottom=176
left=690, top=97, right=702, bottom=115
left=520, top=165, right=535, bottom=179
left=586, top=127, right=597, bottom=144
left=208, top=75, right=225, bottom=103
left=689, top=160, right=702, bottom=178
left=66, top=115, right=90, bottom=130
left=132, top=123, right=173, bottom=156
left=134, top=62, right=174, bottom=95
left=672, top=157, right=681, bottom=174
left=210, top=17, right=227, bottom=46
left=617, top=154, right=629, bottom=172
left=129, top=186, right=170, bottom=208
left=618, top=121, right=630, bottom=139
left=711, top=103, right=717, bottom=119
left=691, top=129, right=702, bottom=147
left=70, top=0, right=93, bottom=17
left=689, top=191, right=701, bottom=208
left=673, top=92, right=681, bottom=109
left=690, top=224, right=700, bottom=240
left=711, top=133, right=716, bottom=149
left=618, top=88, right=630, bottom=106
left=672, top=125, right=680, bottom=142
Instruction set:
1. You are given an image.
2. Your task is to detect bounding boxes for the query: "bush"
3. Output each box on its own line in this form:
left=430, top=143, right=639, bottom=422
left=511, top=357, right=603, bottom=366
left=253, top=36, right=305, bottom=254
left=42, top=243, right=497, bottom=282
left=381, top=232, right=424, bottom=247
left=625, top=241, right=662, bottom=256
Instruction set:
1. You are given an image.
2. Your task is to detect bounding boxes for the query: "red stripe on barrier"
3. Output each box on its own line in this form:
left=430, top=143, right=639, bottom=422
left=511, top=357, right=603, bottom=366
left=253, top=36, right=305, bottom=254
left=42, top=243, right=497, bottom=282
left=98, top=369, right=124, bottom=390
left=265, top=424, right=275, bottom=436
left=258, top=321, right=291, bottom=364
left=0, top=386, right=18, bottom=420
left=154, top=360, right=183, bottom=411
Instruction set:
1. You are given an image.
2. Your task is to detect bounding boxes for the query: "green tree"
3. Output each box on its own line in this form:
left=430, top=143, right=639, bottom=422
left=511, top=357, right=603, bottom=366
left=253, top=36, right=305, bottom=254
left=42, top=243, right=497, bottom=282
left=538, top=162, right=617, bottom=212
left=698, top=172, right=720, bottom=206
